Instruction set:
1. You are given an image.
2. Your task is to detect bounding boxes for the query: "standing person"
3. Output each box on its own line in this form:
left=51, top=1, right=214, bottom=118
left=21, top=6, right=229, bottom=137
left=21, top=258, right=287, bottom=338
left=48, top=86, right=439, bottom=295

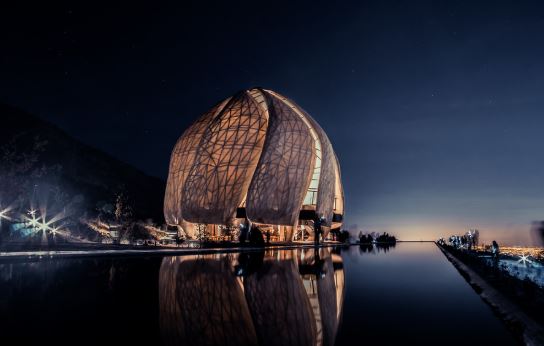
left=239, top=221, right=249, bottom=244
left=491, top=240, right=500, bottom=257
left=314, top=215, right=324, bottom=247
left=249, top=225, right=264, bottom=246
left=491, top=240, right=500, bottom=267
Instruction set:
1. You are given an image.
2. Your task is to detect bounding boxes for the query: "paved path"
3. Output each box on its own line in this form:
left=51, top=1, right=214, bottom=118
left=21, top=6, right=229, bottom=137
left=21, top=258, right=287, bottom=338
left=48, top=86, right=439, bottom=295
left=0, top=242, right=347, bottom=261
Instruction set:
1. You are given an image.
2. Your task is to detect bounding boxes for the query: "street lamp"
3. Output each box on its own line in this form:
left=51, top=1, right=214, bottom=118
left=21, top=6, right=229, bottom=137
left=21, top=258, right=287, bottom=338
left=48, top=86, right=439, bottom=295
left=314, top=214, right=326, bottom=246
left=0, top=206, right=11, bottom=221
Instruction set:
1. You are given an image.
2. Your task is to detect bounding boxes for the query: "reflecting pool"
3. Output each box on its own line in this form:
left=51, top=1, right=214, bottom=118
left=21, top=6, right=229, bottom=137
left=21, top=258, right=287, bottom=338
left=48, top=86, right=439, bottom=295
left=0, top=243, right=516, bottom=345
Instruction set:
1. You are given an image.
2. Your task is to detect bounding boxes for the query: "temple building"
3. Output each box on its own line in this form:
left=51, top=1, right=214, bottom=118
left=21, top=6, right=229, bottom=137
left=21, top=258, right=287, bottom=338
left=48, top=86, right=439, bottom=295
left=164, top=88, right=344, bottom=242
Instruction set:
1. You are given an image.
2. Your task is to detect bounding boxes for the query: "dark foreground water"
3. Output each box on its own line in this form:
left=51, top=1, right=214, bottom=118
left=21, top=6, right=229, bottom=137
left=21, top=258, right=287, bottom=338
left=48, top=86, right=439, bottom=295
left=0, top=243, right=516, bottom=345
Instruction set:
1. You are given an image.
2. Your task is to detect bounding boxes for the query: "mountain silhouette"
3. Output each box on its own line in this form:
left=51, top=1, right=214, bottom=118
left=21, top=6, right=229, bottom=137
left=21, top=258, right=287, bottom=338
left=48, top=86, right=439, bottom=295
left=0, top=103, right=165, bottom=222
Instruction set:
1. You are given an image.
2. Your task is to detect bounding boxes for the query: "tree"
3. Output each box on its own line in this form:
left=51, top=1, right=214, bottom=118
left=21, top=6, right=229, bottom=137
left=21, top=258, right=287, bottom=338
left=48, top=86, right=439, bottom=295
left=0, top=135, right=51, bottom=208
left=376, top=232, right=396, bottom=243
left=0, top=136, right=78, bottom=244
left=114, top=191, right=132, bottom=223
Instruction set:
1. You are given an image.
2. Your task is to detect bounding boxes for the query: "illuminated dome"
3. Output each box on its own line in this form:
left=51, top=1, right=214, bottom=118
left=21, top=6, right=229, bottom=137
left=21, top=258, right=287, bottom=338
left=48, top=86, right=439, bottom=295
left=164, top=88, right=343, bottom=240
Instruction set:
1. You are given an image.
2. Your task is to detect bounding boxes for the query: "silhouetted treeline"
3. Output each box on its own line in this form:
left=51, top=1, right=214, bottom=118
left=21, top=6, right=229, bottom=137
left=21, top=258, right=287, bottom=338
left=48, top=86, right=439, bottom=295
left=359, top=234, right=374, bottom=244
left=357, top=232, right=396, bottom=244
left=376, top=232, right=396, bottom=243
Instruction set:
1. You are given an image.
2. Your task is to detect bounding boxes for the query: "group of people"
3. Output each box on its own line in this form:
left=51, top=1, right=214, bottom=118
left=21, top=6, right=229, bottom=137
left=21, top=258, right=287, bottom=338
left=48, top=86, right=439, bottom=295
left=238, top=215, right=327, bottom=246
left=238, top=223, right=270, bottom=246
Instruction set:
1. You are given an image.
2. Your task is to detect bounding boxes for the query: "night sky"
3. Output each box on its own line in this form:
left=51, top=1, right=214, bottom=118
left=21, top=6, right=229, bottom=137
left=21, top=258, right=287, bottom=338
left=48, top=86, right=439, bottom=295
left=2, top=1, right=544, bottom=244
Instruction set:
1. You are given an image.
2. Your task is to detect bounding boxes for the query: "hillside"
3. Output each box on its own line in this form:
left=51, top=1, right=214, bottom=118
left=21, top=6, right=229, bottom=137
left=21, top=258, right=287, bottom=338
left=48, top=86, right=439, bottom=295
left=0, top=103, right=165, bottom=222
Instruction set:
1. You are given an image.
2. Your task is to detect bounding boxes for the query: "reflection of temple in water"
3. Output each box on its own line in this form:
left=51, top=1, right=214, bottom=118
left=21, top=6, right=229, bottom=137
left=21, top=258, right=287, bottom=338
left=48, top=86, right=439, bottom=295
left=159, top=248, right=344, bottom=346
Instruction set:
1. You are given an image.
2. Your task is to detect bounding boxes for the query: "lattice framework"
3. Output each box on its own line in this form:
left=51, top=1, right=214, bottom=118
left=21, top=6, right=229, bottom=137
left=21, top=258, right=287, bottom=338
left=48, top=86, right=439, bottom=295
left=164, top=88, right=345, bottom=236
left=182, top=92, right=268, bottom=224
left=163, top=99, right=230, bottom=224
left=246, top=91, right=315, bottom=225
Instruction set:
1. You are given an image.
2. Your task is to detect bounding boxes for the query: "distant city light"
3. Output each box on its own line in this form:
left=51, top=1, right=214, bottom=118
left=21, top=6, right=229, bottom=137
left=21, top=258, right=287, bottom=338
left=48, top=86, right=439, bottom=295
left=498, top=247, right=544, bottom=261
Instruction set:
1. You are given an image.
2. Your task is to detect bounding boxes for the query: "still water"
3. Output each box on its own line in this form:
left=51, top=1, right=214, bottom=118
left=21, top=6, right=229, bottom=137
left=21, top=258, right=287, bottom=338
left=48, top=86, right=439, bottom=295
left=0, top=243, right=516, bottom=345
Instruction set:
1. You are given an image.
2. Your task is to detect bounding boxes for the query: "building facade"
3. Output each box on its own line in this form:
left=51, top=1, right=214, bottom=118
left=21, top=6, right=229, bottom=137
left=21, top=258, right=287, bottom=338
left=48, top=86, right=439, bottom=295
left=164, top=88, right=344, bottom=241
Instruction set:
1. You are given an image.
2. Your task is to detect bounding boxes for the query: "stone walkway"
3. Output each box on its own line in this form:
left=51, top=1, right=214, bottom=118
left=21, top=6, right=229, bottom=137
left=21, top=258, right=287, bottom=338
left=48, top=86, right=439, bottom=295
left=438, top=244, right=544, bottom=346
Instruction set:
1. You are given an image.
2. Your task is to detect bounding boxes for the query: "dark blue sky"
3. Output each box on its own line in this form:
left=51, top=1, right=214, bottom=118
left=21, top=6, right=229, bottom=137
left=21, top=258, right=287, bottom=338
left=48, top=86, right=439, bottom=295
left=2, top=1, right=544, bottom=243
